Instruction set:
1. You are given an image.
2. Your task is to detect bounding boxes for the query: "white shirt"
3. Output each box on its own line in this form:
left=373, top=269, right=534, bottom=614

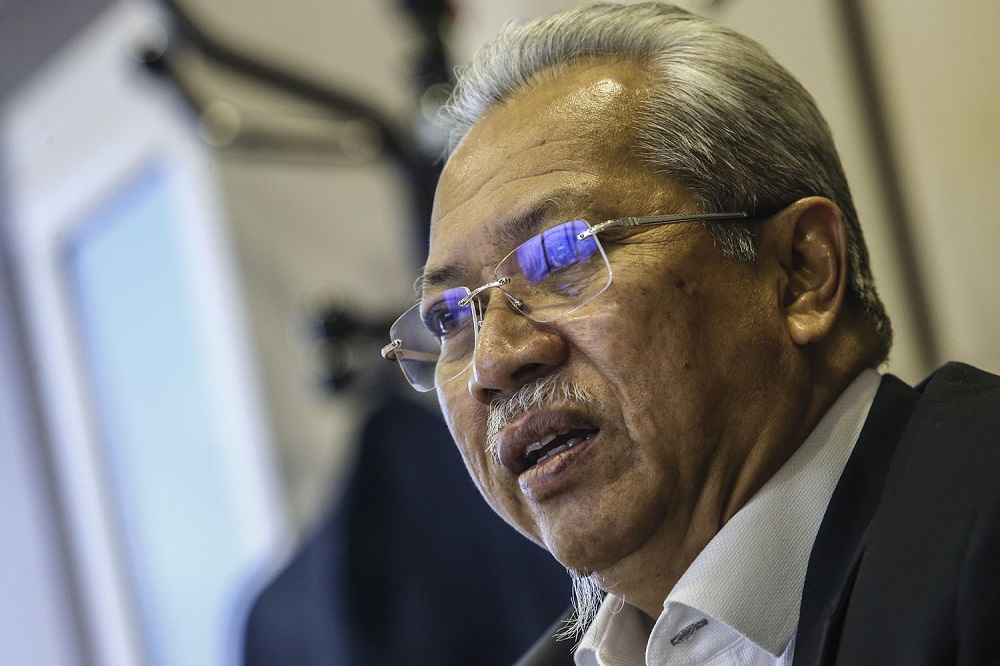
left=575, top=370, right=882, bottom=665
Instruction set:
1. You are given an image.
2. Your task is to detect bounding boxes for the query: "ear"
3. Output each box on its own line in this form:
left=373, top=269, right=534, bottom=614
left=770, top=197, right=849, bottom=347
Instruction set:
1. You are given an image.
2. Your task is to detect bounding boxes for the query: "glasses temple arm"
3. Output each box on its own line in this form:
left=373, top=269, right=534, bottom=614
left=576, top=211, right=749, bottom=240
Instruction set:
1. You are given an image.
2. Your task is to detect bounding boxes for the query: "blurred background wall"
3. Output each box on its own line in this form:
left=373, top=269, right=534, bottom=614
left=0, top=0, right=997, bottom=664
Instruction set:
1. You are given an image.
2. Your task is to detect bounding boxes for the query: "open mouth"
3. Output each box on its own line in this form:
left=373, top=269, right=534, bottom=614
left=524, top=428, right=598, bottom=468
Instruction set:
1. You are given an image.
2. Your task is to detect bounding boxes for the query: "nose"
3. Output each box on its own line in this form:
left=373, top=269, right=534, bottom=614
left=468, top=295, right=569, bottom=404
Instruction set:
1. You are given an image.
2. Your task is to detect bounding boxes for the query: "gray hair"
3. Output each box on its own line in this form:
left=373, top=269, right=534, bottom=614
left=558, top=570, right=606, bottom=642
left=441, top=2, right=892, bottom=364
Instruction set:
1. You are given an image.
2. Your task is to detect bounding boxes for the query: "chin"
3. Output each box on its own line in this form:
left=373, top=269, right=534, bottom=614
left=539, top=528, right=620, bottom=576
left=489, top=499, right=548, bottom=549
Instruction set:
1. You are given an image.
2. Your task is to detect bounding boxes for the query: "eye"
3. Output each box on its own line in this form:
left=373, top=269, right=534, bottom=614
left=541, top=222, right=584, bottom=270
left=515, top=220, right=599, bottom=284
left=422, top=287, right=472, bottom=339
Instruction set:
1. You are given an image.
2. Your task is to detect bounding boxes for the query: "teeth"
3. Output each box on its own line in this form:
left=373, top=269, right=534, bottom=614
left=526, top=432, right=558, bottom=456
left=524, top=429, right=597, bottom=466
left=538, top=444, right=569, bottom=463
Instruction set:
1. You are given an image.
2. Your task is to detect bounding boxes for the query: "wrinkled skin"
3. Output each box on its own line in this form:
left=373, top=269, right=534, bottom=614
left=425, top=59, right=842, bottom=615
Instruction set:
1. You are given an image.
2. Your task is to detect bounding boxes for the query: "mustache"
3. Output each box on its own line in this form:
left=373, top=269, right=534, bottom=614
left=486, top=375, right=597, bottom=462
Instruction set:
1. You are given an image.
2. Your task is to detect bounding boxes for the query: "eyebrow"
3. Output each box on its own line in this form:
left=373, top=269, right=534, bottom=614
left=421, top=189, right=597, bottom=295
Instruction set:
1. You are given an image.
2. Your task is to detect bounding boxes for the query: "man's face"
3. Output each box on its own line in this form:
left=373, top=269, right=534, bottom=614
left=426, top=60, right=798, bottom=581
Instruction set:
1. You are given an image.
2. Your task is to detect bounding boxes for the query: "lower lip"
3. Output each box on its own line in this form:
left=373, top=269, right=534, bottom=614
left=518, top=433, right=596, bottom=500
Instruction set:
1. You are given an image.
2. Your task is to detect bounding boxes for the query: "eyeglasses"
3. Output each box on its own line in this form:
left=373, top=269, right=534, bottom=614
left=382, top=211, right=749, bottom=392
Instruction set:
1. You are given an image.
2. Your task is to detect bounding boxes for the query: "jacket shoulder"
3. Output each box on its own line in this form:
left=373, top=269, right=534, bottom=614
left=830, top=362, right=1000, bottom=664
left=514, top=608, right=576, bottom=666
left=918, top=361, right=1000, bottom=397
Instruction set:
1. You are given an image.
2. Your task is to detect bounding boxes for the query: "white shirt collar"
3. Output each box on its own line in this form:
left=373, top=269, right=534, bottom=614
left=576, top=369, right=882, bottom=665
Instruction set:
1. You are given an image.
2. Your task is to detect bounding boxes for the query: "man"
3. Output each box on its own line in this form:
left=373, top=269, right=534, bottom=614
left=381, top=3, right=1000, bottom=664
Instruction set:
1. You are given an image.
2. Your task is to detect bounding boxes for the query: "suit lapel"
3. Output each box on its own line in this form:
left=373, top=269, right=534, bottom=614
left=514, top=607, right=576, bottom=666
left=794, top=374, right=921, bottom=665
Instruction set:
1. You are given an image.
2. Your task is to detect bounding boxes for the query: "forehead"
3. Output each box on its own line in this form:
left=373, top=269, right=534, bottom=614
left=425, top=59, right=674, bottom=291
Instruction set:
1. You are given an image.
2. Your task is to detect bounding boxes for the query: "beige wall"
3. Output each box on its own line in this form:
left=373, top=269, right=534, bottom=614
left=866, top=0, right=1000, bottom=373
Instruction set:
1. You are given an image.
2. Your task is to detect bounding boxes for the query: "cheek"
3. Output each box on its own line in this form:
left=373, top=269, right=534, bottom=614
left=571, top=275, right=699, bottom=384
left=438, top=385, right=542, bottom=539
left=566, top=269, right=744, bottom=449
left=439, top=387, right=489, bottom=486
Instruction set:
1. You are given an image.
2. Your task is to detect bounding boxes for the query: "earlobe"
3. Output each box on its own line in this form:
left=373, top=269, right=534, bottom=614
left=778, top=197, right=849, bottom=347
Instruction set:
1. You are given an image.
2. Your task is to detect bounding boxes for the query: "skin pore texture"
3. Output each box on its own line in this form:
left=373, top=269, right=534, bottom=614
left=426, top=58, right=869, bottom=618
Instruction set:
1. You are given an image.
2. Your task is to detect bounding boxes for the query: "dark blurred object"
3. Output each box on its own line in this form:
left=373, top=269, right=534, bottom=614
left=394, top=0, right=454, bottom=90
left=243, top=395, right=571, bottom=665
left=303, top=300, right=396, bottom=393
left=140, top=0, right=450, bottom=256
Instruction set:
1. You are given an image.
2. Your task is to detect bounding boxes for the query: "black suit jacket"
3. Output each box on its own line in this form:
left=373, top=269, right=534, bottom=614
left=797, top=363, right=1000, bottom=664
left=518, top=363, right=1000, bottom=665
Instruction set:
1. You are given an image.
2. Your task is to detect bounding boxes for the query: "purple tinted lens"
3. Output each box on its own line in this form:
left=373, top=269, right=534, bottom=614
left=515, top=220, right=597, bottom=284
left=424, top=287, right=472, bottom=337
left=442, top=287, right=471, bottom=314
